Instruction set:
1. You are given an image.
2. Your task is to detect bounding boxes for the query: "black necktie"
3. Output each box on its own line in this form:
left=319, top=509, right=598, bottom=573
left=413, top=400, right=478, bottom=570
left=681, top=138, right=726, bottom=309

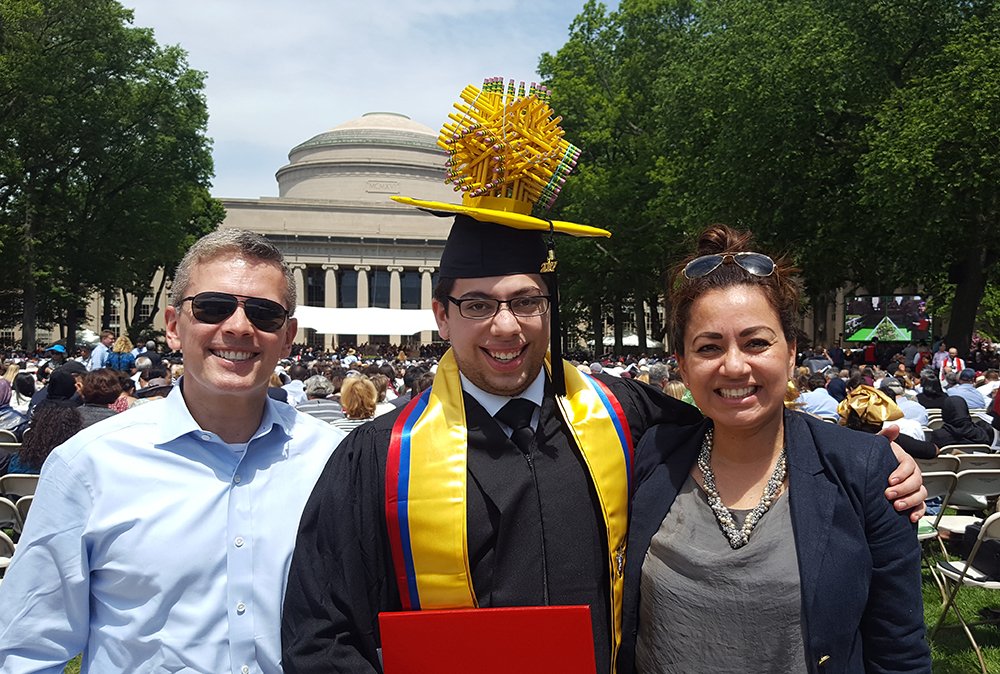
left=495, top=398, right=537, bottom=455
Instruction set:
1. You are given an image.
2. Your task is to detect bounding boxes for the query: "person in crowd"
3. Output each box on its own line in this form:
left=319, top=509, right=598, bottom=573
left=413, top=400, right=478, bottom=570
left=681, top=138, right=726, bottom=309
left=105, top=335, right=136, bottom=372
left=978, top=368, right=1000, bottom=399
left=10, top=373, right=36, bottom=414
left=930, top=396, right=994, bottom=449
left=0, top=379, right=29, bottom=441
left=917, top=368, right=950, bottom=410
left=662, top=379, right=689, bottom=402
left=330, top=375, right=378, bottom=433
left=4, top=400, right=82, bottom=476
left=88, top=330, right=114, bottom=371
left=2, top=363, right=19, bottom=385
left=296, top=375, right=344, bottom=423
left=947, top=367, right=987, bottom=410
left=647, top=363, right=671, bottom=392
left=825, top=374, right=848, bottom=403
left=939, top=347, right=966, bottom=386
left=840, top=385, right=936, bottom=458
left=367, top=373, right=397, bottom=417
left=133, top=354, right=153, bottom=389
left=76, top=368, right=122, bottom=428
left=932, top=342, right=950, bottom=372
left=0, top=229, right=348, bottom=673
left=389, top=364, right=428, bottom=409
left=880, top=376, right=929, bottom=427
left=796, top=372, right=839, bottom=421
left=619, top=224, right=930, bottom=673
left=28, top=361, right=85, bottom=417
left=110, top=370, right=139, bottom=412
left=283, top=364, right=310, bottom=406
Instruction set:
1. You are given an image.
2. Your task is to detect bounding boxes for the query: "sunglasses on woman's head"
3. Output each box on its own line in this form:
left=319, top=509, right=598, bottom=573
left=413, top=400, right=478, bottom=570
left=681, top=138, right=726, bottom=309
left=180, top=292, right=289, bottom=332
left=682, top=252, right=776, bottom=280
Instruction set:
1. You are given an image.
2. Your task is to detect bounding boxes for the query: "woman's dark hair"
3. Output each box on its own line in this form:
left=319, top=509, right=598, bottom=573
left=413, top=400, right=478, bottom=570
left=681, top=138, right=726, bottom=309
left=81, top=368, right=123, bottom=405
left=367, top=373, right=390, bottom=403
left=13, top=373, right=35, bottom=399
left=20, top=402, right=82, bottom=470
left=669, top=224, right=800, bottom=354
left=115, top=370, right=136, bottom=395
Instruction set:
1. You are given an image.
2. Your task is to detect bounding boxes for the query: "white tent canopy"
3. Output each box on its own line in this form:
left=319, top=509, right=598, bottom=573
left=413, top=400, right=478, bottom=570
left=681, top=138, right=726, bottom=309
left=292, top=306, right=438, bottom=336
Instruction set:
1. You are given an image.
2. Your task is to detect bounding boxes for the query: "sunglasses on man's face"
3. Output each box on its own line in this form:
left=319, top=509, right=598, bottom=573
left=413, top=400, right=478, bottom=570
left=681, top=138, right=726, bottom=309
left=682, top=252, right=776, bottom=279
left=180, top=292, right=289, bottom=332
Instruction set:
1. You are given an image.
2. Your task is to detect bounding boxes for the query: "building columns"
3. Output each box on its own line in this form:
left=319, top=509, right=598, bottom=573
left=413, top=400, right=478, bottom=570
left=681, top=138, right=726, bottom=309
left=419, top=266, right=435, bottom=344
left=388, top=265, right=403, bottom=344
left=355, top=265, right=371, bottom=345
left=290, top=263, right=306, bottom=309
left=323, top=264, right=339, bottom=350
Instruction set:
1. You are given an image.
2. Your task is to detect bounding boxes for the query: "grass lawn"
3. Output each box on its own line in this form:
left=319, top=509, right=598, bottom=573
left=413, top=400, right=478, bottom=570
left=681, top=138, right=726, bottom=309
left=924, top=563, right=1000, bottom=672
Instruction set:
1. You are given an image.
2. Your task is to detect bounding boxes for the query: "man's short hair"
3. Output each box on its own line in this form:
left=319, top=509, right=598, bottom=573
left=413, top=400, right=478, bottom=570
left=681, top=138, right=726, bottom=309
left=806, top=372, right=826, bottom=391
left=134, top=356, right=153, bottom=371
left=304, top=375, right=335, bottom=397
left=647, top=363, right=670, bottom=386
left=170, top=229, right=296, bottom=314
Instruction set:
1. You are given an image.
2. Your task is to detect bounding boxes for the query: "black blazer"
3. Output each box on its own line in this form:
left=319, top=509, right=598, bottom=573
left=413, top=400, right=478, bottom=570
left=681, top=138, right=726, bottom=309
left=619, top=411, right=930, bottom=674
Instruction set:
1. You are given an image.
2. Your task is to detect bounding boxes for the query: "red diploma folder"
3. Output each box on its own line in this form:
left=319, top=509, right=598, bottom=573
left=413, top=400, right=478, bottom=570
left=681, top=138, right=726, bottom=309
left=378, top=605, right=596, bottom=674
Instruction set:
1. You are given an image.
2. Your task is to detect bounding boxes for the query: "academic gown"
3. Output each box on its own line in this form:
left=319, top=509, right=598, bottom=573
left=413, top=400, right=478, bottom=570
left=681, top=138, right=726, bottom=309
left=281, top=374, right=701, bottom=674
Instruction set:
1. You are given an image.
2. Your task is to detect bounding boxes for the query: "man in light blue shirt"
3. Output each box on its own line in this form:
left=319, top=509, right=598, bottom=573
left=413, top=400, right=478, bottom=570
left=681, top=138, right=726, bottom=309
left=948, top=368, right=987, bottom=410
left=797, top=372, right=840, bottom=421
left=87, top=330, right=114, bottom=371
left=0, top=230, right=347, bottom=674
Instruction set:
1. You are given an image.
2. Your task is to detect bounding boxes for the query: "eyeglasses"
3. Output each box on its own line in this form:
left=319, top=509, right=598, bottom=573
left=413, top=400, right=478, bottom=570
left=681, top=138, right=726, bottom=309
left=682, top=252, right=775, bottom=279
left=447, top=295, right=552, bottom=320
left=180, top=292, right=289, bottom=332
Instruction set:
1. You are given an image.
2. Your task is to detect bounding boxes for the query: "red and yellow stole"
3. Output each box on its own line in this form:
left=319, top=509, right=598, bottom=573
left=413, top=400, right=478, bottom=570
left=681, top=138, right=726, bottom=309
left=386, top=349, right=634, bottom=669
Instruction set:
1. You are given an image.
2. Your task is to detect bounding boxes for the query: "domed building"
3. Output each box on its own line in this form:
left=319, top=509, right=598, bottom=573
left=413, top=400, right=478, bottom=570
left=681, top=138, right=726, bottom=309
left=221, top=112, right=455, bottom=349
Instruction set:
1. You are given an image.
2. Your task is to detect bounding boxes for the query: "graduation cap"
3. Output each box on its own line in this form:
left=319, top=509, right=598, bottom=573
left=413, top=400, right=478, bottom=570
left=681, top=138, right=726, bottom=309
left=391, top=77, right=611, bottom=395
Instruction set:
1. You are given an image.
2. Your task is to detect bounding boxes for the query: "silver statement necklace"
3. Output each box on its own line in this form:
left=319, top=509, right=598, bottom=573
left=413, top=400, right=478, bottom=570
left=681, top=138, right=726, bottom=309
left=697, top=427, right=787, bottom=550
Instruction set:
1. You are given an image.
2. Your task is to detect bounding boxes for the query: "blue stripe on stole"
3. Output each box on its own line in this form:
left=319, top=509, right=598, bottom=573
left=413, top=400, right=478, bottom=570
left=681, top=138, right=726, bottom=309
left=584, top=374, right=632, bottom=493
left=397, top=389, right=431, bottom=610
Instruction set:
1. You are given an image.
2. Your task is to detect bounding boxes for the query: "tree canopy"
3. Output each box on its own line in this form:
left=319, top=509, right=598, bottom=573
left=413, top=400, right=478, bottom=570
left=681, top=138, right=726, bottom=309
left=540, top=0, right=1000, bottom=353
left=0, top=0, right=221, bottom=349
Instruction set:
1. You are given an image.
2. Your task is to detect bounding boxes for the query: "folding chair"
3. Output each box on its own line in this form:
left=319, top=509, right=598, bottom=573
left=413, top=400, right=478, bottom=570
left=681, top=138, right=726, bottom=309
left=0, top=529, right=15, bottom=576
left=940, top=444, right=995, bottom=457
left=928, top=418, right=945, bottom=430
left=936, top=470, right=1000, bottom=537
left=0, top=497, right=22, bottom=536
left=916, top=455, right=961, bottom=474
left=919, top=471, right=959, bottom=599
left=15, top=495, right=32, bottom=527
left=931, top=511, right=1000, bottom=674
left=0, top=473, right=38, bottom=499
left=0, top=429, right=16, bottom=444
left=945, top=445, right=1000, bottom=462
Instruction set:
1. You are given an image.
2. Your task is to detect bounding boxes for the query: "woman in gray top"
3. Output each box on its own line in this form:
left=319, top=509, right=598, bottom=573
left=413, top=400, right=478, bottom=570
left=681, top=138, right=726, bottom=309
left=619, top=224, right=930, bottom=673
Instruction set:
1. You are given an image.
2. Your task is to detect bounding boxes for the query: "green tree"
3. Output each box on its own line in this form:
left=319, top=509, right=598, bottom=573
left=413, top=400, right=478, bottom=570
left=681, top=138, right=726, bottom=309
left=0, top=0, right=219, bottom=350
left=861, top=3, right=1000, bottom=352
left=543, top=0, right=999, bottom=353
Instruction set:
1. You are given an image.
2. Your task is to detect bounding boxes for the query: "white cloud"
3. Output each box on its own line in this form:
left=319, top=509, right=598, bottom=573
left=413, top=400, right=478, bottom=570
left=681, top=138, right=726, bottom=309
left=124, top=0, right=603, bottom=198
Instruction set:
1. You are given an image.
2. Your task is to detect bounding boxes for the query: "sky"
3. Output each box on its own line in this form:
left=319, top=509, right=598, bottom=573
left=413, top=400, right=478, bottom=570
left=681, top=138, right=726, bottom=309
left=125, top=1, right=613, bottom=200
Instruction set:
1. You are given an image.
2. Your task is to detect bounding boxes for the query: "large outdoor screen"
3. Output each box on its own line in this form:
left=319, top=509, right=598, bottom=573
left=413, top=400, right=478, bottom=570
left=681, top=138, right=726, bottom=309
left=843, top=295, right=931, bottom=343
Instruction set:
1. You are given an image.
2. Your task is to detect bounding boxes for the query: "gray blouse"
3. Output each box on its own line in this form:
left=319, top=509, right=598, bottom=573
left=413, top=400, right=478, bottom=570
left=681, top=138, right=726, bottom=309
left=635, top=474, right=806, bottom=673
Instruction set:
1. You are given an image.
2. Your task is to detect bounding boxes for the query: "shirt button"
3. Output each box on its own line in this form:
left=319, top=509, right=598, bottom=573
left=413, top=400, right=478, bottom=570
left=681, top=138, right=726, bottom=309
left=201, top=433, right=211, bottom=441
left=241, top=666, right=250, bottom=674
left=236, top=602, right=246, bottom=615
left=234, top=474, right=242, bottom=484
left=235, top=536, right=245, bottom=547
